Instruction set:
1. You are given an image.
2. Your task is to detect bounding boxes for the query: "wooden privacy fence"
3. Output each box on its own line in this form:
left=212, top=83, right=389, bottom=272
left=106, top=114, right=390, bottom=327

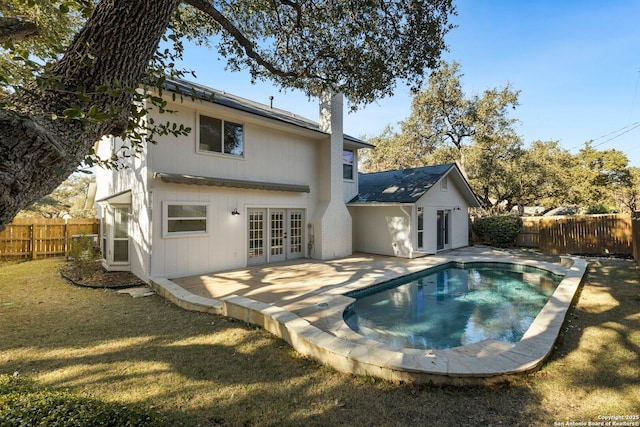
left=516, top=214, right=632, bottom=256
left=632, top=212, right=640, bottom=263
left=0, top=218, right=100, bottom=259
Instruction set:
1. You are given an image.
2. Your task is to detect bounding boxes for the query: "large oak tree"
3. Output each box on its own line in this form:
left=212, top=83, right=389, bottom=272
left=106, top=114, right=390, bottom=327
left=0, top=0, right=456, bottom=230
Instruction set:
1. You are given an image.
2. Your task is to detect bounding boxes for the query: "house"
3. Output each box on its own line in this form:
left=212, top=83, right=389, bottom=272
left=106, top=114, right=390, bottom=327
left=348, top=164, right=481, bottom=257
left=94, top=78, right=371, bottom=282
left=94, top=79, right=479, bottom=283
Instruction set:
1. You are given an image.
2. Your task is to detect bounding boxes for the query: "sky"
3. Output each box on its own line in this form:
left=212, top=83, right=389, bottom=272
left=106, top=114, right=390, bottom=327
left=176, top=0, right=640, bottom=166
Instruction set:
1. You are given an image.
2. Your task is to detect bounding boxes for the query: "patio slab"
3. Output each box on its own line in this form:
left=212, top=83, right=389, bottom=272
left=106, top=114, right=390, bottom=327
left=150, top=247, right=588, bottom=385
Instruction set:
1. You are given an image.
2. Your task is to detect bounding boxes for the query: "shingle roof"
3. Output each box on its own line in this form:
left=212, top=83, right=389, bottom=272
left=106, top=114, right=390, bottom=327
left=163, top=78, right=373, bottom=148
left=349, top=163, right=457, bottom=204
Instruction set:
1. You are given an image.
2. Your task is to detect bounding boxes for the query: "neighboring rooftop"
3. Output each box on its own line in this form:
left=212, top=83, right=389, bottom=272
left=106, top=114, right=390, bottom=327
left=163, top=78, right=373, bottom=148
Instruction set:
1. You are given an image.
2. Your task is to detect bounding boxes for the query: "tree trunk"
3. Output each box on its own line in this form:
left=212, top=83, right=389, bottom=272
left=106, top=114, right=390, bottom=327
left=0, top=0, right=181, bottom=231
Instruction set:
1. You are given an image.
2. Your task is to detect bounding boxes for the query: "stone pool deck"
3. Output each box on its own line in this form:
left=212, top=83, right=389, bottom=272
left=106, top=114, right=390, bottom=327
left=149, top=247, right=588, bottom=385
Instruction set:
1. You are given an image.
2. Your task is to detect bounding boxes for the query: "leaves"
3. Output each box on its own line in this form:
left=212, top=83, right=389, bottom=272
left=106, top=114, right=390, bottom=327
left=363, top=62, right=637, bottom=213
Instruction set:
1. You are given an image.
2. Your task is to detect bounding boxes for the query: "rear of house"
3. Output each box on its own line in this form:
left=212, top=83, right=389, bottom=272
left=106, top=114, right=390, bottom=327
left=94, top=79, right=371, bottom=282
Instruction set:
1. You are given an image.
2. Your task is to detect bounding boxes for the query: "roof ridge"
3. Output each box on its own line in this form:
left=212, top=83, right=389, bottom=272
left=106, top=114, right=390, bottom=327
left=360, top=163, right=456, bottom=176
left=166, top=77, right=317, bottom=124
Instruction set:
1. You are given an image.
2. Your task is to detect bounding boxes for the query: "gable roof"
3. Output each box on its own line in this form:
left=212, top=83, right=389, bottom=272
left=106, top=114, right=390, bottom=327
left=349, top=163, right=481, bottom=207
left=163, top=78, right=373, bottom=149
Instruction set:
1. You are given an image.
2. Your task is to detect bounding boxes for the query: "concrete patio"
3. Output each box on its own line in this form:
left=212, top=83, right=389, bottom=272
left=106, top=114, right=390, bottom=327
left=149, top=246, right=588, bottom=385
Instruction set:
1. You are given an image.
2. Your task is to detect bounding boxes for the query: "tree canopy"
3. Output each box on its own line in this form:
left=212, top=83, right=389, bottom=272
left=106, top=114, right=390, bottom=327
left=367, top=61, right=521, bottom=178
left=0, top=0, right=457, bottom=230
left=17, top=174, right=96, bottom=219
left=361, top=62, right=637, bottom=214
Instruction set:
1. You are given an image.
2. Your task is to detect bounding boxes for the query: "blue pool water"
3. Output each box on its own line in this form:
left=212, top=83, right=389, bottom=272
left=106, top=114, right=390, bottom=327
left=343, top=262, right=563, bottom=350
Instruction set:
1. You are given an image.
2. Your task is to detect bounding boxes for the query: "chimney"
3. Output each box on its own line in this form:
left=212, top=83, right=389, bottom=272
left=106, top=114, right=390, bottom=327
left=310, top=91, right=352, bottom=259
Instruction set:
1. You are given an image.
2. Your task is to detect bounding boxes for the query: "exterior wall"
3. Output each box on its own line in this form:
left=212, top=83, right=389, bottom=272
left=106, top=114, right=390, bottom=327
left=146, top=98, right=327, bottom=278
left=147, top=100, right=322, bottom=189
left=349, top=205, right=414, bottom=258
left=96, top=87, right=358, bottom=280
left=94, top=136, right=151, bottom=281
left=417, top=176, right=471, bottom=254
left=149, top=182, right=312, bottom=279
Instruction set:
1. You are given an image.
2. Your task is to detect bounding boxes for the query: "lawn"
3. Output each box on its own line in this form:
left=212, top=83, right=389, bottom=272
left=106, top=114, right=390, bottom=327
left=0, top=256, right=638, bottom=426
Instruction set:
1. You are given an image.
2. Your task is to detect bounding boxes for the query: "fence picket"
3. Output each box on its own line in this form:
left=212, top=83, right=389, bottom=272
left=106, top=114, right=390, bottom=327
left=0, top=218, right=99, bottom=259
left=512, top=214, right=632, bottom=256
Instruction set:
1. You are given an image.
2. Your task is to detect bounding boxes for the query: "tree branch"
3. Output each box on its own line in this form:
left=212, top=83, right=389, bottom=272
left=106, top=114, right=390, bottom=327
left=183, top=0, right=309, bottom=80
left=0, top=17, right=39, bottom=42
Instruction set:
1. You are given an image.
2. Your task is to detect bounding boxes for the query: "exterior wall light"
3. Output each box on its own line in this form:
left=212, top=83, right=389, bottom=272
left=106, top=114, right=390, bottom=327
left=231, top=208, right=240, bottom=216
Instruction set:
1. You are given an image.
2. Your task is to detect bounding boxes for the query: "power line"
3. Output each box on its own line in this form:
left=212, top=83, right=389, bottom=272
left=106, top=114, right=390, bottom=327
left=569, top=120, right=640, bottom=150
left=591, top=121, right=640, bottom=149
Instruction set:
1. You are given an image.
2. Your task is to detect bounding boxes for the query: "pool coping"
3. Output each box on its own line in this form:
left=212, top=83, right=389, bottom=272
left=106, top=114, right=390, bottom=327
left=149, top=252, right=587, bottom=385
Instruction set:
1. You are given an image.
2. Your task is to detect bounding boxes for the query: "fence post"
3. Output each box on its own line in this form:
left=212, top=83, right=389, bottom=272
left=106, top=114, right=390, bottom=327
left=64, top=219, right=69, bottom=258
left=30, top=224, right=36, bottom=260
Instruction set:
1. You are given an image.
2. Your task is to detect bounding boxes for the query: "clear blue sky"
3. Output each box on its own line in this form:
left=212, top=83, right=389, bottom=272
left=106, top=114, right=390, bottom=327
left=177, top=0, right=640, bottom=166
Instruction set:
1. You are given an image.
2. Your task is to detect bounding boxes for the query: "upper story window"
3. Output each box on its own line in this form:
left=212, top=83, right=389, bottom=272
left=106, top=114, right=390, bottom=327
left=198, top=114, right=244, bottom=157
left=343, top=149, right=355, bottom=180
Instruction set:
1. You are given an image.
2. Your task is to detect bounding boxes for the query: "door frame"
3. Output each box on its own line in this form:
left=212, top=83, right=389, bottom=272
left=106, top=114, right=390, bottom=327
left=436, top=209, right=451, bottom=251
left=247, top=207, right=305, bottom=265
left=101, top=204, right=131, bottom=271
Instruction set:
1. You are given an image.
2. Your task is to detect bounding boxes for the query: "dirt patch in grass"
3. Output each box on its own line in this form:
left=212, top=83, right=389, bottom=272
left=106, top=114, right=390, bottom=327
left=59, top=259, right=144, bottom=288
left=1, top=254, right=639, bottom=426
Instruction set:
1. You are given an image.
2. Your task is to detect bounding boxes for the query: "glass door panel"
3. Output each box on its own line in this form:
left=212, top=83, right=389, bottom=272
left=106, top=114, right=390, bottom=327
left=248, top=209, right=266, bottom=265
left=112, top=206, right=129, bottom=263
left=270, top=210, right=286, bottom=262
left=288, top=210, right=304, bottom=259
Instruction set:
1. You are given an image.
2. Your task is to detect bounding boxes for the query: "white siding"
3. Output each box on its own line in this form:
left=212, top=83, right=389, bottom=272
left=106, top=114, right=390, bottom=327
left=94, top=136, right=151, bottom=281
left=147, top=101, right=321, bottom=190
left=150, top=183, right=312, bottom=278
left=417, top=176, right=471, bottom=254
left=96, top=88, right=359, bottom=280
left=349, top=205, right=413, bottom=258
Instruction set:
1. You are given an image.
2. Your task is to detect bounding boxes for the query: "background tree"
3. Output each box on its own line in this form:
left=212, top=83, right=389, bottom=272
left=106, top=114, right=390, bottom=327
left=398, top=61, right=520, bottom=177
left=518, top=140, right=573, bottom=208
left=616, top=166, right=640, bottom=213
left=567, top=142, right=632, bottom=212
left=465, top=133, right=524, bottom=210
left=18, top=174, right=96, bottom=219
left=0, top=0, right=457, bottom=231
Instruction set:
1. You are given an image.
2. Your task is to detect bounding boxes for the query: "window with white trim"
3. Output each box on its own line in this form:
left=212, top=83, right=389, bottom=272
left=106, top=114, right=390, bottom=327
left=198, top=114, right=244, bottom=157
left=343, top=149, right=355, bottom=180
left=440, top=176, right=448, bottom=191
left=163, top=202, right=208, bottom=237
left=417, top=207, right=424, bottom=249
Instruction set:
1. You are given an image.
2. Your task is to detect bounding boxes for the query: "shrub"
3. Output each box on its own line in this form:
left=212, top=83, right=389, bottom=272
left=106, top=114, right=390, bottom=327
left=0, top=374, right=163, bottom=427
left=586, top=204, right=612, bottom=214
left=472, top=215, right=523, bottom=247
left=69, top=233, right=100, bottom=263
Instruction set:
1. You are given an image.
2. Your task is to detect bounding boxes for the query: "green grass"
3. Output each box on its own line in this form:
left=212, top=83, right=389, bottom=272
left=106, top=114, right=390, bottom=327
left=0, top=256, right=638, bottom=426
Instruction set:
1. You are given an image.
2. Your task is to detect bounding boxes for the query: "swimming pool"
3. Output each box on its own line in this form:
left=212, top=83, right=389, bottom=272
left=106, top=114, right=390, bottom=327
left=343, top=262, right=564, bottom=350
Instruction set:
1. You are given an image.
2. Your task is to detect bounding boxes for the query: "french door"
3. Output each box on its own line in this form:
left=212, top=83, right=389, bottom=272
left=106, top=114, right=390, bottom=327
left=248, top=209, right=266, bottom=265
left=247, top=208, right=304, bottom=265
left=436, top=209, right=450, bottom=250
